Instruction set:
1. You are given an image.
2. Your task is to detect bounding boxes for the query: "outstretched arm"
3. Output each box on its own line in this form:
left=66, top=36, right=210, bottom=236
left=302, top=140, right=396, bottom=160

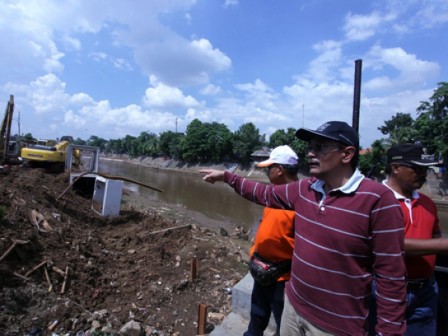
left=405, top=237, right=448, bottom=255
left=200, top=169, right=225, bottom=184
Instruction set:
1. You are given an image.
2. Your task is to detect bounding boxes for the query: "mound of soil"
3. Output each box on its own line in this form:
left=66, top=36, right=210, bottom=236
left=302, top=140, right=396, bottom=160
left=0, top=166, right=251, bottom=335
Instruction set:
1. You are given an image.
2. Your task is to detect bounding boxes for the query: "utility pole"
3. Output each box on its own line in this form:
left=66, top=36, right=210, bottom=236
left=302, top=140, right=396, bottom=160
left=17, top=110, right=21, bottom=145
left=302, top=103, right=305, bottom=128
left=175, top=117, right=178, bottom=133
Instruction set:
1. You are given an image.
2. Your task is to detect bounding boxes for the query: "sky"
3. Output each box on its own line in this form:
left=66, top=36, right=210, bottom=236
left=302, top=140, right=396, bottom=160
left=1, top=0, right=447, bottom=148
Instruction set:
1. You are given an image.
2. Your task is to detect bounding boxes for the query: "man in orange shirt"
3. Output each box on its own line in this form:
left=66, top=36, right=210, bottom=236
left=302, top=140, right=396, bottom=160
left=244, top=145, right=298, bottom=336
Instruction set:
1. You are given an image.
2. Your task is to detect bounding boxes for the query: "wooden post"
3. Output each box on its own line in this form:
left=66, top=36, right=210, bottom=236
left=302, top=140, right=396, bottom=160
left=352, top=59, right=362, bottom=133
left=191, top=256, right=197, bottom=281
left=197, top=303, right=207, bottom=335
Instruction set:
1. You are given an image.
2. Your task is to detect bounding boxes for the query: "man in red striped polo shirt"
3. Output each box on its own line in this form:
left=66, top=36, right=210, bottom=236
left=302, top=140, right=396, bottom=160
left=201, top=121, right=406, bottom=335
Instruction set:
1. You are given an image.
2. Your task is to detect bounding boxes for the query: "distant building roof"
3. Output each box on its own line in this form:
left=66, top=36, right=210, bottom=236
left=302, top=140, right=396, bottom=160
left=359, top=148, right=372, bottom=155
left=251, top=147, right=271, bottom=158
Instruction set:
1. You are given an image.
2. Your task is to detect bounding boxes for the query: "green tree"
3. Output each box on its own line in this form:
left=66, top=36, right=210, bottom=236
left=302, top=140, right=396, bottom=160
left=289, top=138, right=308, bottom=170
left=182, top=119, right=209, bottom=163
left=86, top=135, right=108, bottom=150
left=206, top=122, right=233, bottom=162
left=22, top=133, right=35, bottom=141
left=107, top=139, right=123, bottom=154
left=232, top=122, right=263, bottom=166
left=358, top=139, right=387, bottom=178
left=135, top=131, right=159, bottom=156
left=268, top=128, right=296, bottom=148
left=269, top=129, right=288, bottom=148
left=121, top=135, right=137, bottom=157
left=415, top=81, right=448, bottom=159
left=160, top=131, right=184, bottom=159
left=73, top=137, right=86, bottom=145
left=377, top=112, right=416, bottom=145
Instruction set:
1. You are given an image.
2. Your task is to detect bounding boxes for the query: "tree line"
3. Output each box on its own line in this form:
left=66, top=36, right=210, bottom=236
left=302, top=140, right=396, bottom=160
left=17, top=82, right=448, bottom=178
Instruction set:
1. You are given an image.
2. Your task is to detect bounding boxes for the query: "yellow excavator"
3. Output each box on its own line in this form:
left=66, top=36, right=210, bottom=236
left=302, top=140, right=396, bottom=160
left=20, top=136, right=80, bottom=173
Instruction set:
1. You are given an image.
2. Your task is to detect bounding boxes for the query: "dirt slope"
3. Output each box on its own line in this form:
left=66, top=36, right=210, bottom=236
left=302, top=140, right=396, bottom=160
left=0, top=166, right=250, bottom=335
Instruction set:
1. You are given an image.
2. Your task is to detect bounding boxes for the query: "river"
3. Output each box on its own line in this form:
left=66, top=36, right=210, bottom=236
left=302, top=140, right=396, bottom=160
left=99, top=159, right=264, bottom=232
left=98, top=159, right=448, bottom=235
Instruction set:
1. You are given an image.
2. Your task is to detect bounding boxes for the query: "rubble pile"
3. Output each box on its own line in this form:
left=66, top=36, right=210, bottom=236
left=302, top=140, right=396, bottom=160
left=0, top=167, right=250, bottom=335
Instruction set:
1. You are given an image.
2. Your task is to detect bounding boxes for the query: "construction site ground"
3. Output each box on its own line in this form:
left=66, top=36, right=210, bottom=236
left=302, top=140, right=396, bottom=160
left=0, top=166, right=252, bottom=335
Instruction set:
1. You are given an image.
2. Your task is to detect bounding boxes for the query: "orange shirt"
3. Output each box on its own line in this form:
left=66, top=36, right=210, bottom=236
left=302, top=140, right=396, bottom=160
left=250, top=207, right=295, bottom=281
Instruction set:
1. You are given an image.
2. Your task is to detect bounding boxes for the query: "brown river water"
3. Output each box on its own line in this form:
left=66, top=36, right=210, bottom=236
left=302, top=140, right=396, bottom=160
left=99, top=159, right=264, bottom=232
left=99, top=159, right=448, bottom=235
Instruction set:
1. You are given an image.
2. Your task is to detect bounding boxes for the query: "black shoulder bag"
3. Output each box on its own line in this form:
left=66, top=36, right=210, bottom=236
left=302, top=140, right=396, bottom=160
left=248, top=252, right=291, bottom=286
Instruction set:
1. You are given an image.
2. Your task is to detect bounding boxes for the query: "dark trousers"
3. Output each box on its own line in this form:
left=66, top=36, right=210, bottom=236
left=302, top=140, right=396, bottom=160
left=369, top=276, right=439, bottom=336
left=244, top=279, right=285, bottom=336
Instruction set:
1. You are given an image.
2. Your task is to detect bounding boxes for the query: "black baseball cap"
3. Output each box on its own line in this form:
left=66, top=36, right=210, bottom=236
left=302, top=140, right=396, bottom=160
left=295, top=121, right=359, bottom=148
left=387, top=143, right=439, bottom=167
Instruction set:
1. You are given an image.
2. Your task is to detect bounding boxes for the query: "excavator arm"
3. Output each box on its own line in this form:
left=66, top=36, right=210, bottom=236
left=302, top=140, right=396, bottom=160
left=0, top=95, right=14, bottom=164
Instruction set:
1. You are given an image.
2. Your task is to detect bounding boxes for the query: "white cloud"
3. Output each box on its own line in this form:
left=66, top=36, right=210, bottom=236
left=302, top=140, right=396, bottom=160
left=89, top=52, right=133, bottom=71
left=90, top=52, right=108, bottom=62
left=386, top=0, right=448, bottom=31
left=62, top=34, right=81, bottom=51
left=0, top=0, right=446, bottom=149
left=364, top=45, right=440, bottom=90
left=1, top=1, right=228, bottom=87
left=200, top=84, right=222, bottom=96
left=306, top=40, right=343, bottom=82
left=143, top=77, right=201, bottom=108
left=185, top=108, right=213, bottom=123
left=29, top=74, right=69, bottom=114
left=343, top=11, right=398, bottom=42
left=344, top=12, right=383, bottom=41
left=191, top=39, right=231, bottom=72
left=223, top=0, right=239, bottom=8
left=112, top=58, right=133, bottom=71
left=235, top=79, right=277, bottom=109
left=131, top=35, right=232, bottom=87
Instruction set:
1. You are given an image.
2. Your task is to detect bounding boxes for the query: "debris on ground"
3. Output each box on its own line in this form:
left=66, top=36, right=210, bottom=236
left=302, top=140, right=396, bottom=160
left=0, top=166, right=251, bottom=335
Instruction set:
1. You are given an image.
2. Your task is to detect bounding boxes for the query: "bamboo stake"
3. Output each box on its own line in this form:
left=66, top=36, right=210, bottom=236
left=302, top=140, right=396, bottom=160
left=25, top=260, right=48, bottom=277
left=197, top=303, right=208, bottom=335
left=44, top=266, right=52, bottom=292
left=149, top=224, right=191, bottom=235
left=13, top=272, right=30, bottom=281
left=0, top=239, right=28, bottom=262
left=48, top=320, right=58, bottom=332
left=52, top=266, right=65, bottom=276
left=191, top=256, right=197, bottom=281
left=57, top=171, right=162, bottom=201
left=61, top=266, right=69, bottom=294
left=97, top=172, right=163, bottom=193
left=56, top=172, right=90, bottom=200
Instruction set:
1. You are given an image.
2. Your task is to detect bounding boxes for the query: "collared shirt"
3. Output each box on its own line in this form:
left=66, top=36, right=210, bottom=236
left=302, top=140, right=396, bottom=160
left=224, top=171, right=406, bottom=335
left=383, top=180, right=441, bottom=279
left=312, top=168, right=364, bottom=203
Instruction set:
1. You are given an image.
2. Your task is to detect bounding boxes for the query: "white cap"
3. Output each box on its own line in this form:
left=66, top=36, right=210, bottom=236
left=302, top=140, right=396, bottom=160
left=257, top=145, right=299, bottom=167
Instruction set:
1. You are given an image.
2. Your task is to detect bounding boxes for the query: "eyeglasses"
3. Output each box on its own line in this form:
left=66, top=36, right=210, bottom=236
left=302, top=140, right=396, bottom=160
left=264, top=164, right=281, bottom=175
left=266, top=164, right=281, bottom=170
left=306, top=143, right=343, bottom=156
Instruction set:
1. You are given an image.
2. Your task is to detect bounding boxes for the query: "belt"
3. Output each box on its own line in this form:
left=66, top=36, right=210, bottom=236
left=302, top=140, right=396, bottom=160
left=406, top=278, right=428, bottom=291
